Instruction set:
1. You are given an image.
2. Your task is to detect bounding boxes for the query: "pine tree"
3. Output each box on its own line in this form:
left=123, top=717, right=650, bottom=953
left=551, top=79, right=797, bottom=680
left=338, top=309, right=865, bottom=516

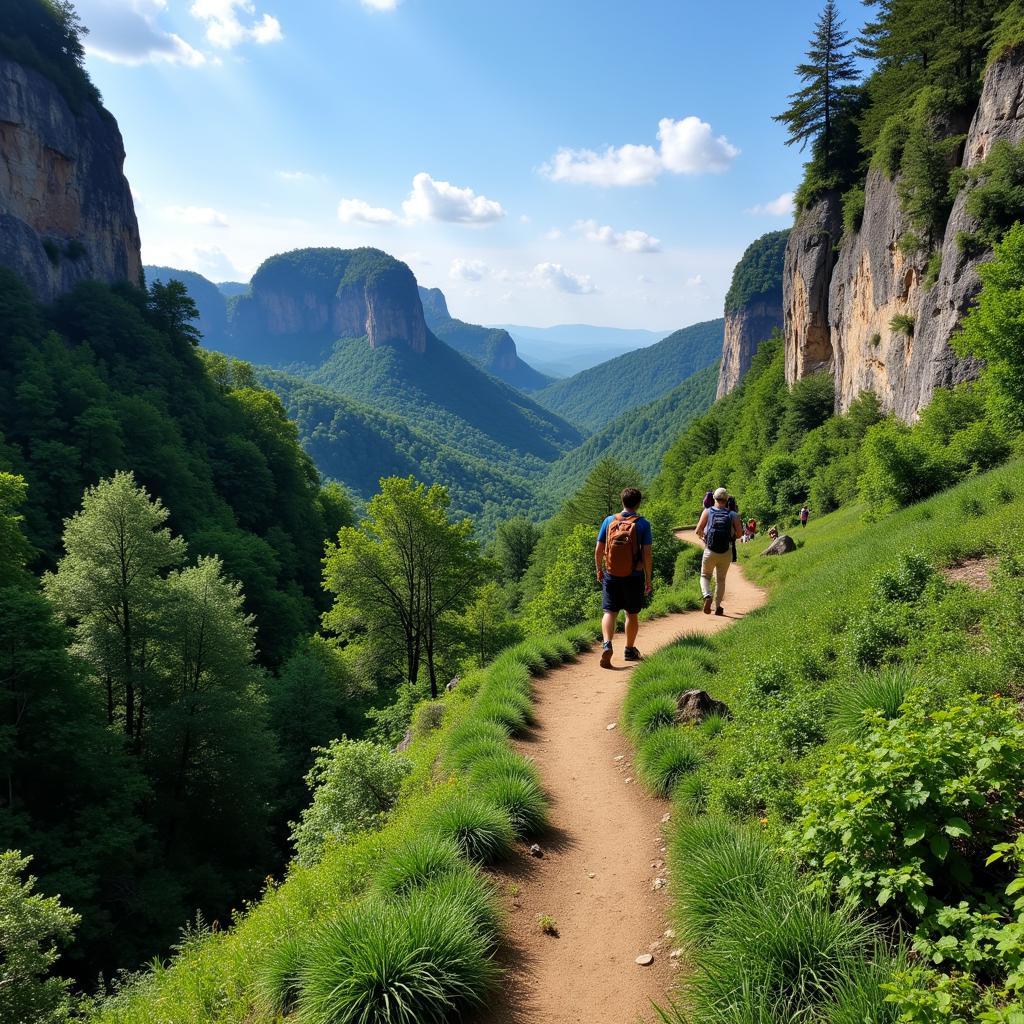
left=774, top=0, right=859, bottom=169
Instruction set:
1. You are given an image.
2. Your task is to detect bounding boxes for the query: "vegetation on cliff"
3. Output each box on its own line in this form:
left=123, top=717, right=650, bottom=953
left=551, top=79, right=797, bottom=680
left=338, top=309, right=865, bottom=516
left=723, top=230, right=790, bottom=313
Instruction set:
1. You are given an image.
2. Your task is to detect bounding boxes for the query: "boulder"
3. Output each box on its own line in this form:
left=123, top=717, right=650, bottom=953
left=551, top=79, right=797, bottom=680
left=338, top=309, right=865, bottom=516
left=395, top=729, right=413, bottom=753
left=762, top=534, right=797, bottom=556
left=675, top=689, right=730, bottom=725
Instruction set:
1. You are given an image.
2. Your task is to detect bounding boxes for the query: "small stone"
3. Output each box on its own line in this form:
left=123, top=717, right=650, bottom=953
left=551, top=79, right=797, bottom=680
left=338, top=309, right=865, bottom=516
left=648, top=940, right=662, bottom=952
left=655, top=860, right=664, bottom=869
left=614, top=754, right=625, bottom=761
left=588, top=872, right=596, bottom=878
left=669, top=948, right=683, bottom=960
left=635, top=953, right=655, bottom=966
left=624, top=777, right=632, bottom=784
left=652, top=877, right=666, bottom=891
left=606, top=723, right=617, bottom=731
left=661, top=812, right=671, bottom=824
left=530, top=844, right=543, bottom=858
left=664, top=928, right=676, bottom=939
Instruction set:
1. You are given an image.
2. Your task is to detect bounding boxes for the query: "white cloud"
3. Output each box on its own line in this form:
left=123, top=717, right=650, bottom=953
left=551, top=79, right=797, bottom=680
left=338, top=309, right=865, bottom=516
left=541, top=115, right=739, bottom=187
left=362, top=0, right=400, bottom=9
left=575, top=219, right=662, bottom=253
left=76, top=0, right=206, bottom=66
left=164, top=205, right=230, bottom=227
left=189, top=1, right=282, bottom=48
left=747, top=191, right=795, bottom=216
left=532, top=262, right=597, bottom=295
left=145, top=243, right=243, bottom=281
left=637, top=273, right=654, bottom=285
left=685, top=273, right=705, bottom=288
left=277, top=170, right=322, bottom=183
left=657, top=117, right=740, bottom=175
left=402, top=173, right=505, bottom=225
left=544, top=228, right=563, bottom=241
left=449, top=258, right=490, bottom=282
left=337, top=198, right=400, bottom=225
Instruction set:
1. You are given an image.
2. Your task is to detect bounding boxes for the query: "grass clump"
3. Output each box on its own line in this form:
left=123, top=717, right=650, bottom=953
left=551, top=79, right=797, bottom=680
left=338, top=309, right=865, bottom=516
left=476, top=771, right=548, bottom=838
left=629, top=693, right=678, bottom=738
left=636, top=728, right=703, bottom=797
left=427, top=792, right=515, bottom=864
left=373, top=833, right=464, bottom=897
left=832, top=667, right=913, bottom=739
left=297, top=894, right=497, bottom=1024
left=889, top=313, right=915, bottom=337
left=414, top=867, right=502, bottom=943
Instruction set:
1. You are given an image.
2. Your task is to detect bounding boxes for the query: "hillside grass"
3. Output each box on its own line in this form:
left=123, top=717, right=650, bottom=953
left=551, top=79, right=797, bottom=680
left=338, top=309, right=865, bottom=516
left=625, top=459, right=1024, bottom=1020
left=88, top=583, right=694, bottom=1023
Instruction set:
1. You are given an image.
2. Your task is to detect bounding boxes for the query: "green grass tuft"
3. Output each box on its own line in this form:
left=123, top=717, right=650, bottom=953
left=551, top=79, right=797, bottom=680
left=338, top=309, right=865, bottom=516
left=636, top=728, right=703, bottom=797
left=373, top=833, right=464, bottom=897
left=832, top=667, right=913, bottom=739
left=477, top=770, right=548, bottom=838
left=427, top=792, right=515, bottom=864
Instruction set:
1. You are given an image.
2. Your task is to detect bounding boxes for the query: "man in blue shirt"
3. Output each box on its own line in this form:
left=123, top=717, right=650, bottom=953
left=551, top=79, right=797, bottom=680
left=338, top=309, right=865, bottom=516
left=595, top=487, right=653, bottom=668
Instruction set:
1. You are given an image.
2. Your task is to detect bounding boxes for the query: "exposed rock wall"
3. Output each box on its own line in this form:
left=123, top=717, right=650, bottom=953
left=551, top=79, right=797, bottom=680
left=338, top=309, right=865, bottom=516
left=0, top=58, right=141, bottom=302
left=783, top=191, right=842, bottom=385
left=784, top=52, right=1024, bottom=419
left=716, top=298, right=784, bottom=398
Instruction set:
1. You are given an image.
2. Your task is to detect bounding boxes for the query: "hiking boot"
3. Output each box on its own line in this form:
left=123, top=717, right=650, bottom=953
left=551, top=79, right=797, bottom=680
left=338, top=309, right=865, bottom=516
left=703, top=595, right=713, bottom=615
left=624, top=647, right=643, bottom=662
left=599, top=642, right=613, bottom=668
left=714, top=606, right=725, bottom=617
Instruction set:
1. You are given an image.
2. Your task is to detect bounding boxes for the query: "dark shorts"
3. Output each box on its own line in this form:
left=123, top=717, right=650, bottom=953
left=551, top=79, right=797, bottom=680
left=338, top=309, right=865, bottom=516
left=602, top=574, right=645, bottom=614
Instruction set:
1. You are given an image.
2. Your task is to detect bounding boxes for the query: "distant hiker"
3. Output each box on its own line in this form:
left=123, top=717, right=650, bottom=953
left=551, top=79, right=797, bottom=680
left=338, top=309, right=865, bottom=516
left=703, top=490, right=714, bottom=510
left=799, top=505, right=810, bottom=528
left=696, top=487, right=743, bottom=617
left=744, top=518, right=757, bottom=542
left=727, top=495, right=739, bottom=563
left=768, top=525, right=779, bottom=540
left=595, top=487, right=653, bottom=668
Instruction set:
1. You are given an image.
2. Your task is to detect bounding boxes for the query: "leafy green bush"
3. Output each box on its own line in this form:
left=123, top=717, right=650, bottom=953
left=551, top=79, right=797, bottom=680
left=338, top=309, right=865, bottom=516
left=290, top=740, right=412, bottom=866
left=874, top=551, right=936, bottom=602
left=791, top=696, right=1024, bottom=918
left=410, top=700, right=445, bottom=739
left=297, top=892, right=496, bottom=1024
left=427, top=792, right=515, bottom=864
left=636, top=728, right=703, bottom=797
left=961, top=140, right=1024, bottom=249
left=842, top=184, right=866, bottom=234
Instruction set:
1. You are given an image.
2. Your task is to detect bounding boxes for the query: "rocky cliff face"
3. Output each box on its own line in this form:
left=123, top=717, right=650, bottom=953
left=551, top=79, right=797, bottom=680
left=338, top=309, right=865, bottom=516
left=717, top=298, right=784, bottom=399
left=784, top=52, right=1024, bottom=419
left=0, top=58, right=141, bottom=302
left=228, top=249, right=428, bottom=364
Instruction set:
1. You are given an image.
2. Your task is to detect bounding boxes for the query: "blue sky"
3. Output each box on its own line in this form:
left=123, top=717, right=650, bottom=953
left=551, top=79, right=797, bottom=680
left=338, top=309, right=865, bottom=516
left=76, top=0, right=865, bottom=330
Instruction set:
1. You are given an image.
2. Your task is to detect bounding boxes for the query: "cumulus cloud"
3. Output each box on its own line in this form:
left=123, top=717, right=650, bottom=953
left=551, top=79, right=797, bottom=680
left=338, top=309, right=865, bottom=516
left=337, top=198, right=400, bottom=225
left=532, top=262, right=596, bottom=294
left=575, top=219, right=662, bottom=253
left=541, top=116, right=739, bottom=186
left=685, top=274, right=705, bottom=288
left=544, top=228, right=563, bottom=241
left=747, top=191, right=795, bottom=216
left=402, top=173, right=505, bottom=225
left=164, top=205, right=230, bottom=227
left=449, top=259, right=489, bottom=282
left=76, top=0, right=205, bottom=66
left=362, top=0, right=400, bottom=9
left=189, top=1, right=283, bottom=48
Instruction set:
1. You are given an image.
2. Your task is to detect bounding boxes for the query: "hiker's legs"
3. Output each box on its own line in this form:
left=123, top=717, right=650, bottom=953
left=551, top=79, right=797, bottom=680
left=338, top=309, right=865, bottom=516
left=701, top=550, right=731, bottom=607
left=601, top=610, right=617, bottom=644
left=714, top=555, right=730, bottom=609
left=624, top=611, right=639, bottom=647
left=700, top=550, right=715, bottom=599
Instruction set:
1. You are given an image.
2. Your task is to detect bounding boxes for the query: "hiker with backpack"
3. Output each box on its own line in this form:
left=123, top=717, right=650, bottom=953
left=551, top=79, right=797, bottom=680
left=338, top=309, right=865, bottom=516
left=595, top=487, right=653, bottom=668
left=799, top=504, right=810, bottom=528
left=695, top=487, right=743, bottom=616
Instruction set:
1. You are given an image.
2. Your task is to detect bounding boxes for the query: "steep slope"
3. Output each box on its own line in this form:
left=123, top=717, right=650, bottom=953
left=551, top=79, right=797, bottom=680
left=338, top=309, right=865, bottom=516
left=418, top=286, right=552, bottom=391
left=145, top=264, right=228, bottom=342
left=717, top=230, right=788, bottom=398
left=534, top=318, right=723, bottom=431
left=543, top=362, right=718, bottom=500
left=0, top=55, right=141, bottom=302
left=262, top=369, right=544, bottom=530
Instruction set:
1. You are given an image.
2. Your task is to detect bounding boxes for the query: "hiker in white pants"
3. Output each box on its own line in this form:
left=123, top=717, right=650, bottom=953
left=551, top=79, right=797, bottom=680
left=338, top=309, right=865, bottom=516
left=695, top=486, right=743, bottom=616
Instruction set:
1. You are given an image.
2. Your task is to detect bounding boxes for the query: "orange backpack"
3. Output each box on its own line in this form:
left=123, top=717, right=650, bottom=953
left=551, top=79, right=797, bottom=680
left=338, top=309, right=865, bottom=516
left=605, top=514, right=641, bottom=577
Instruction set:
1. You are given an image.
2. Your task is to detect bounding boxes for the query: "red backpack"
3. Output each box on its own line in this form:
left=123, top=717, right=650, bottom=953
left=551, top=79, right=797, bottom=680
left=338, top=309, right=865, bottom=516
left=605, top=514, right=641, bottom=577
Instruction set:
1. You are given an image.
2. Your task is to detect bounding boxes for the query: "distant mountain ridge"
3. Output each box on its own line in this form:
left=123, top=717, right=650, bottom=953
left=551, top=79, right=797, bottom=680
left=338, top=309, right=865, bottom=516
left=417, top=285, right=552, bottom=391
left=533, top=318, right=724, bottom=431
left=496, top=323, right=673, bottom=377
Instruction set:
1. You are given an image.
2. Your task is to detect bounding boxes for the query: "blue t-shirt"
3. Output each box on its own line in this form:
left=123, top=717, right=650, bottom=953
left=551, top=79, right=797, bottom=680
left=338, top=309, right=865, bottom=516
left=598, top=511, right=653, bottom=577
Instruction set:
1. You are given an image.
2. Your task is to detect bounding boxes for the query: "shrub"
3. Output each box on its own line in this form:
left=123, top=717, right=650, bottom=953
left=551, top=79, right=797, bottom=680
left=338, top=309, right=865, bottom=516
left=691, top=887, right=872, bottom=1019
left=410, top=700, right=445, bottom=739
left=636, top=728, right=702, bottom=797
left=477, top=771, right=548, bottom=838
left=291, top=739, right=412, bottom=866
left=373, top=833, right=464, bottom=897
left=791, top=696, right=1024, bottom=918
left=832, top=667, right=914, bottom=739
left=890, top=313, right=915, bottom=337
left=842, top=184, right=866, bottom=234
left=874, top=551, right=936, bottom=602
left=961, top=140, right=1024, bottom=248
left=427, top=792, right=515, bottom=864
left=923, top=249, right=942, bottom=289
left=846, top=606, right=911, bottom=668
left=297, top=893, right=496, bottom=1024
left=670, top=817, right=794, bottom=942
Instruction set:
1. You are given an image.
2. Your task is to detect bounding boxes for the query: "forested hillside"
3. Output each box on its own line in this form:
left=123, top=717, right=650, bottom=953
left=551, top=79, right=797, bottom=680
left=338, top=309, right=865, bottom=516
left=535, top=318, right=723, bottom=430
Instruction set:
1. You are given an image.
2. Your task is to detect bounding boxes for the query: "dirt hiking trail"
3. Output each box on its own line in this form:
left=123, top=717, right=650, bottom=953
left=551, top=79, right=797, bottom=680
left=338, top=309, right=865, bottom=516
left=486, top=532, right=766, bottom=1024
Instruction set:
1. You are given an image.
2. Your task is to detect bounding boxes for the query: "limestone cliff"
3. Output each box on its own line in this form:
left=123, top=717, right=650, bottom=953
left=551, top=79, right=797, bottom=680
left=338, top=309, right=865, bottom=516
left=717, top=230, right=788, bottom=398
left=784, top=51, right=1024, bottom=418
left=0, top=57, right=141, bottom=302
left=227, top=248, right=428, bottom=365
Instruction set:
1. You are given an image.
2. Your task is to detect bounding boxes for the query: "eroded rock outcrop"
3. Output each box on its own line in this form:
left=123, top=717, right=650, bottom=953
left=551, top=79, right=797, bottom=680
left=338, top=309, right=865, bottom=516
left=784, top=51, right=1024, bottom=418
left=0, top=57, right=142, bottom=302
left=783, top=191, right=842, bottom=385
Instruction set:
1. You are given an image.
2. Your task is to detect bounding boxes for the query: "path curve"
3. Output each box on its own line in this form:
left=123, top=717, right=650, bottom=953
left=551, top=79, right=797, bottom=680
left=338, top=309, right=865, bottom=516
left=485, top=532, right=766, bottom=1024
